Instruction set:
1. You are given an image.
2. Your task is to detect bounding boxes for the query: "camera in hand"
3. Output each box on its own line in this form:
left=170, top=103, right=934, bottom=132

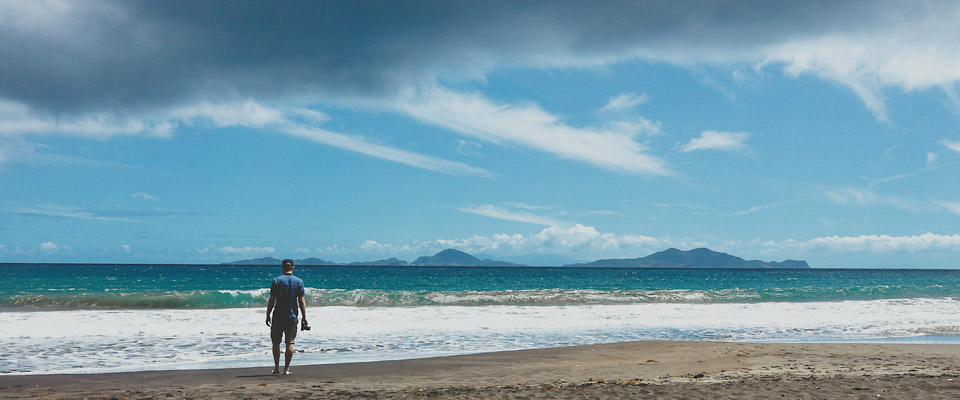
left=301, top=320, right=311, bottom=331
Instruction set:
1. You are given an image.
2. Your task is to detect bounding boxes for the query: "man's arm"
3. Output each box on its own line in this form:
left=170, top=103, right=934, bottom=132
left=266, top=294, right=276, bottom=326
left=298, top=295, right=307, bottom=324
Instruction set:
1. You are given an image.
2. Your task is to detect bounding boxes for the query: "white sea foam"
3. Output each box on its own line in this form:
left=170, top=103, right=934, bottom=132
left=1, top=298, right=958, bottom=374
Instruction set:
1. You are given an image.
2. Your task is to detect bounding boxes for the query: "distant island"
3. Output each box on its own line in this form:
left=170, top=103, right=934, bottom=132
left=225, top=247, right=809, bottom=269
left=222, top=256, right=338, bottom=266
left=563, top=248, right=810, bottom=269
left=409, top=249, right=522, bottom=267
left=223, top=249, right=522, bottom=267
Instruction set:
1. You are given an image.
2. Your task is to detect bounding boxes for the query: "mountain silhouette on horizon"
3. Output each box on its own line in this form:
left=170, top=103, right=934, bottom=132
left=410, top=249, right=523, bottom=267
left=224, top=248, right=808, bottom=268
left=565, top=248, right=809, bottom=268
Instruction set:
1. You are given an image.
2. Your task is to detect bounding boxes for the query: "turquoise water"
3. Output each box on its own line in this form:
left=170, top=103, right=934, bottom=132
left=2, top=264, right=958, bottom=374
left=2, top=265, right=959, bottom=309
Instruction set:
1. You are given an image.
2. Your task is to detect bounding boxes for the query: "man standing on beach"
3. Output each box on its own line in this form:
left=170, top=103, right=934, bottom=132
left=266, top=259, right=307, bottom=375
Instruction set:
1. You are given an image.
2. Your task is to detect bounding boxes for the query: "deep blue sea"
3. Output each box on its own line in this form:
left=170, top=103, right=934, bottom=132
left=1, top=264, right=958, bottom=374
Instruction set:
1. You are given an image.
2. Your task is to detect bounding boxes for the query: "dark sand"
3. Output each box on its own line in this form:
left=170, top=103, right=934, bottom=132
left=2, top=341, right=959, bottom=399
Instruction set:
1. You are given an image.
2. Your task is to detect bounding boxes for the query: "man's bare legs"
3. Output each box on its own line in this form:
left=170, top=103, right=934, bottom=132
left=284, top=342, right=295, bottom=374
left=272, top=342, right=281, bottom=374
left=271, top=342, right=295, bottom=375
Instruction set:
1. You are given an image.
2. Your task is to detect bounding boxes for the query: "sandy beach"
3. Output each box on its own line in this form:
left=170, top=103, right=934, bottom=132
left=2, top=340, right=959, bottom=399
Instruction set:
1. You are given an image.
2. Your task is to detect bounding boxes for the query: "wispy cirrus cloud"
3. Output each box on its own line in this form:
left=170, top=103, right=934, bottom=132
left=457, top=204, right=572, bottom=227
left=11, top=204, right=206, bottom=222
left=130, top=192, right=157, bottom=201
left=14, top=206, right=139, bottom=222
left=868, top=160, right=960, bottom=188
left=933, top=200, right=960, bottom=216
left=679, top=130, right=751, bottom=153
left=395, top=87, right=668, bottom=175
left=600, top=93, right=648, bottom=112
left=732, top=198, right=806, bottom=216
left=819, top=186, right=925, bottom=213
left=282, top=123, right=492, bottom=177
left=583, top=209, right=622, bottom=217
left=0, top=98, right=492, bottom=177
left=941, top=138, right=960, bottom=155
left=178, top=101, right=493, bottom=177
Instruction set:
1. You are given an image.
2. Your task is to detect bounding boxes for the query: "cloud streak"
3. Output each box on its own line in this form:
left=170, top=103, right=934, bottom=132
left=396, top=87, right=668, bottom=174
left=283, top=123, right=492, bottom=177
left=819, top=186, right=925, bottom=213
left=600, top=93, right=648, bottom=112
left=679, top=130, right=751, bottom=153
left=942, top=139, right=960, bottom=155
left=457, top=204, right=571, bottom=227
left=1, top=98, right=491, bottom=177
left=10, top=204, right=207, bottom=222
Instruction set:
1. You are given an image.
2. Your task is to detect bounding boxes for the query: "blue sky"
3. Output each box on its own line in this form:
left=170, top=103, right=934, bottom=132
left=2, top=1, right=960, bottom=267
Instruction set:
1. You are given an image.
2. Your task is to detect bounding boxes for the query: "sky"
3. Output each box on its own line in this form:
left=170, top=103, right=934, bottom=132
left=2, top=1, right=960, bottom=267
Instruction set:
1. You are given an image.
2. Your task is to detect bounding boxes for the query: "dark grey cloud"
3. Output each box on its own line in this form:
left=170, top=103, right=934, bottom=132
left=0, top=0, right=917, bottom=115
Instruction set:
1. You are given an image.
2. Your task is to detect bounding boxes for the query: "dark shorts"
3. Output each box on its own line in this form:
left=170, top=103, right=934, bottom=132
left=271, top=318, right=298, bottom=345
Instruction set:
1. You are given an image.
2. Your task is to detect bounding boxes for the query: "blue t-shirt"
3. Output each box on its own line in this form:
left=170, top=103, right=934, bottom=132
left=271, top=274, right=305, bottom=322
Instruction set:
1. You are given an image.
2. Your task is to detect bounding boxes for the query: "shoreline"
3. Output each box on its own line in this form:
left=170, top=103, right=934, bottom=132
left=2, top=340, right=959, bottom=399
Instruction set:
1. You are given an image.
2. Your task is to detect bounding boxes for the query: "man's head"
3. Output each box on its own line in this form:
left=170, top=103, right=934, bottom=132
left=281, top=259, right=295, bottom=273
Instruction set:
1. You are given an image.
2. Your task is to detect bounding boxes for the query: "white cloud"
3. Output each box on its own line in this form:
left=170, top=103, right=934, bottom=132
left=583, top=209, right=622, bottom=216
left=0, top=99, right=172, bottom=139
left=458, top=204, right=571, bottom=227
left=121, top=244, right=131, bottom=253
left=941, top=139, right=960, bottom=154
left=169, top=101, right=286, bottom=128
left=40, top=241, right=58, bottom=252
left=316, top=244, right=347, bottom=256
left=820, top=186, right=923, bottom=212
left=600, top=93, right=648, bottom=112
left=130, top=192, right=157, bottom=201
left=927, top=152, right=939, bottom=165
left=13, top=204, right=139, bottom=222
left=216, top=246, right=276, bottom=256
left=454, top=139, right=483, bottom=157
left=361, top=240, right=416, bottom=255
left=395, top=87, right=669, bottom=175
left=283, top=123, right=492, bottom=177
left=934, top=200, right=960, bottom=216
left=679, top=130, right=750, bottom=153
left=363, top=224, right=671, bottom=259
left=756, top=11, right=960, bottom=122
left=732, top=199, right=804, bottom=216
left=606, top=119, right=661, bottom=136
left=287, top=107, right=329, bottom=125
left=502, top=202, right=552, bottom=211
left=803, top=233, right=960, bottom=253
left=0, top=98, right=491, bottom=177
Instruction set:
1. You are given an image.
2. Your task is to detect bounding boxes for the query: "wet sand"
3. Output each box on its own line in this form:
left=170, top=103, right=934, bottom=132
left=2, top=341, right=959, bottom=399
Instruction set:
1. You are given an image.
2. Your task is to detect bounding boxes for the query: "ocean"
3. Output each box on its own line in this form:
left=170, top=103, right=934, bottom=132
left=1, top=264, right=958, bottom=375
